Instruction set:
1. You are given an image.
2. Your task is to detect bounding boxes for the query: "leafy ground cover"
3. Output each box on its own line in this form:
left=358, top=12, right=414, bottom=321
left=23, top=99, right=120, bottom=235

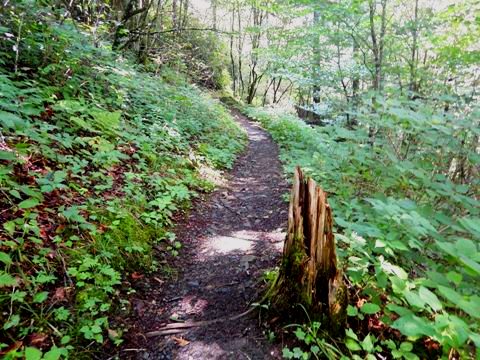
left=0, top=12, right=246, bottom=358
left=244, top=103, right=479, bottom=359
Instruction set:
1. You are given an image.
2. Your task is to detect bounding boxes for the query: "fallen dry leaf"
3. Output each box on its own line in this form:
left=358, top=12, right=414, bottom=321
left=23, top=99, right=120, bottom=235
left=28, top=333, right=48, bottom=347
left=172, top=336, right=190, bottom=347
left=108, top=329, right=119, bottom=340
left=153, top=277, right=164, bottom=284
left=131, top=272, right=144, bottom=280
left=0, top=341, right=22, bottom=355
left=53, top=287, right=66, bottom=301
left=356, top=298, right=366, bottom=308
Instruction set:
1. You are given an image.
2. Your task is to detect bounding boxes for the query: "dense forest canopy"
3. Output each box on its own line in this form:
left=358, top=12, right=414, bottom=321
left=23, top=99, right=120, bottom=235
left=0, top=0, right=479, bottom=359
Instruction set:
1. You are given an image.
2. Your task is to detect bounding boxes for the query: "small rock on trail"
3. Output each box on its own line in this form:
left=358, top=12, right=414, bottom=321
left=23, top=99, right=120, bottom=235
left=119, top=110, right=289, bottom=359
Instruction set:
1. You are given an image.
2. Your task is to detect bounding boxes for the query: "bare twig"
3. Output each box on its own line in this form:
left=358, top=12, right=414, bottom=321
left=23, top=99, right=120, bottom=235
left=14, top=15, right=23, bottom=74
left=130, top=27, right=233, bottom=36
left=145, top=307, right=256, bottom=337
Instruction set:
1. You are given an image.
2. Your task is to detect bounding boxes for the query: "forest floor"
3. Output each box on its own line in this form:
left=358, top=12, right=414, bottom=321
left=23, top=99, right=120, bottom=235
left=118, top=110, right=289, bottom=359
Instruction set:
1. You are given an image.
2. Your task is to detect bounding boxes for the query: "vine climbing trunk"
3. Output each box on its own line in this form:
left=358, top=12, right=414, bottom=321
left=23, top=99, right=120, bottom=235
left=269, top=167, right=347, bottom=331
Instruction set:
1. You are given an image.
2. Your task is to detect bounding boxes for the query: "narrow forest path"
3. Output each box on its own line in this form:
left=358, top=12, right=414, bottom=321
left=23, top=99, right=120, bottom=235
left=121, top=110, right=289, bottom=359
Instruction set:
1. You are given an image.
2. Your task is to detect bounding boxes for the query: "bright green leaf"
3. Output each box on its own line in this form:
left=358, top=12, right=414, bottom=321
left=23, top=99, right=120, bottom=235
left=0, top=272, right=16, bottom=287
left=399, top=342, right=413, bottom=352
left=43, top=347, right=65, bottom=360
left=418, top=287, right=442, bottom=312
left=361, top=334, right=374, bottom=353
left=404, top=290, right=426, bottom=309
left=25, top=347, right=43, bottom=360
left=345, top=338, right=362, bottom=351
left=361, top=303, right=381, bottom=314
left=0, top=252, right=12, bottom=266
left=33, top=291, right=49, bottom=303
left=3, top=314, right=20, bottom=330
left=0, top=150, right=16, bottom=160
left=18, top=198, right=40, bottom=209
left=392, top=315, right=434, bottom=337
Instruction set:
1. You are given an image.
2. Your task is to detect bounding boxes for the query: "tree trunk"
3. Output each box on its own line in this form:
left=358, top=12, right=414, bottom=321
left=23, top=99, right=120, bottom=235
left=367, top=0, right=387, bottom=145
left=229, top=8, right=237, bottom=95
left=262, top=78, right=275, bottom=106
left=269, top=167, right=347, bottom=332
left=409, top=0, right=419, bottom=95
left=212, top=0, right=217, bottom=31
left=236, top=3, right=245, bottom=97
left=172, top=0, right=178, bottom=30
left=368, top=0, right=387, bottom=92
left=182, top=0, right=188, bottom=28
left=312, top=9, right=321, bottom=104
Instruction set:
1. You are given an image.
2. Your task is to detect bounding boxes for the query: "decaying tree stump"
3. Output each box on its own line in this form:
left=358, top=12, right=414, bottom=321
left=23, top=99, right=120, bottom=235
left=269, top=167, right=347, bottom=330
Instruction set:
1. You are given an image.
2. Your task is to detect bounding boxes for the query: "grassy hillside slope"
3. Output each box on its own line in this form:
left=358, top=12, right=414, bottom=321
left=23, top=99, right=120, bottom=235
left=0, top=14, right=245, bottom=358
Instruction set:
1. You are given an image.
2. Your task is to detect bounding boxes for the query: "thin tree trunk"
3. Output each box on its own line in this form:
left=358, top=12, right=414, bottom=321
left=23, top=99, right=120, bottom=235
left=273, top=77, right=282, bottom=103
left=158, top=0, right=164, bottom=30
left=349, top=38, right=360, bottom=128
left=369, top=0, right=380, bottom=91
left=409, top=0, right=419, bottom=95
left=312, top=9, right=321, bottom=104
left=212, top=0, right=217, bottom=31
left=237, top=3, right=245, bottom=97
left=230, top=7, right=237, bottom=95
left=368, top=0, right=387, bottom=144
left=112, top=0, right=149, bottom=50
left=276, top=81, right=293, bottom=104
left=182, top=0, right=188, bottom=28
left=378, top=0, right=387, bottom=92
left=172, top=0, right=177, bottom=30
left=262, top=77, right=275, bottom=106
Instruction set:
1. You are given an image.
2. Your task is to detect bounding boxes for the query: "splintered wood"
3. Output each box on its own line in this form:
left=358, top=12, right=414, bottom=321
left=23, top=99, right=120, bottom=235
left=270, top=167, right=347, bottom=329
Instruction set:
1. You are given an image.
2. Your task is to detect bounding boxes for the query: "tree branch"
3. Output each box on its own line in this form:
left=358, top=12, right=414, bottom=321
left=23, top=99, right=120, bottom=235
left=130, top=27, right=232, bottom=36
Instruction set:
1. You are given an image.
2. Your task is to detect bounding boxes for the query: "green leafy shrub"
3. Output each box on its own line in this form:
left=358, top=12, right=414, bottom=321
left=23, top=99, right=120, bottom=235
left=0, top=4, right=246, bottom=357
left=245, top=99, right=479, bottom=359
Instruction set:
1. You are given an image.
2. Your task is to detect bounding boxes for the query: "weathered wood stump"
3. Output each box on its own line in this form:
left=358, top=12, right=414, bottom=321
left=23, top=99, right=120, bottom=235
left=269, top=167, right=347, bottom=330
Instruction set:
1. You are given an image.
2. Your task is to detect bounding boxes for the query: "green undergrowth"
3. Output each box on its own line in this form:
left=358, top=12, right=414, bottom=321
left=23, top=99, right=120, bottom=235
left=0, top=11, right=246, bottom=358
left=244, top=104, right=479, bottom=359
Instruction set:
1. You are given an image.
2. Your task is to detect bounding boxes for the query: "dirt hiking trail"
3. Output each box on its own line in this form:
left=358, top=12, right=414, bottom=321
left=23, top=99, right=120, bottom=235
left=121, top=110, right=289, bottom=359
